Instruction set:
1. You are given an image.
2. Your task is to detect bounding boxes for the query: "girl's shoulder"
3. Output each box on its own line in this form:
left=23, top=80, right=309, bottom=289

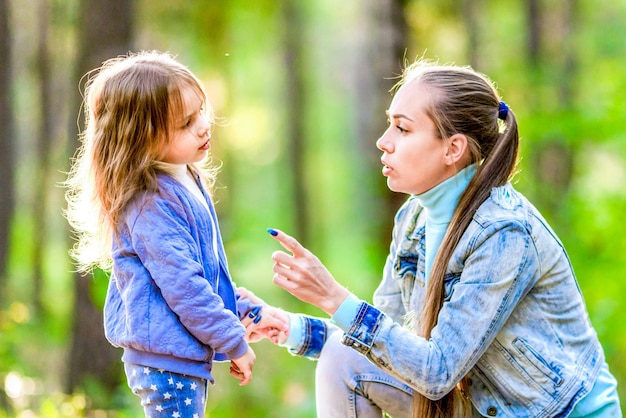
left=123, top=175, right=191, bottom=220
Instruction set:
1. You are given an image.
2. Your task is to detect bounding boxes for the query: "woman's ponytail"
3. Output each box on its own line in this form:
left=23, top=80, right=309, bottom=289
left=401, top=61, right=520, bottom=418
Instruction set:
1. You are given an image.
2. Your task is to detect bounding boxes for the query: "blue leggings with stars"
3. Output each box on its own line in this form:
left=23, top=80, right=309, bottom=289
left=124, top=363, right=208, bottom=418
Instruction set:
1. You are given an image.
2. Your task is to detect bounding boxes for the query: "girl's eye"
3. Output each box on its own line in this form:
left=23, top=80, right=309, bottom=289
left=180, top=120, right=193, bottom=130
left=184, top=113, right=198, bottom=128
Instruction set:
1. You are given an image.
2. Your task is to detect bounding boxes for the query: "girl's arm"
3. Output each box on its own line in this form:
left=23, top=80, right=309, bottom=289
left=130, top=193, right=248, bottom=359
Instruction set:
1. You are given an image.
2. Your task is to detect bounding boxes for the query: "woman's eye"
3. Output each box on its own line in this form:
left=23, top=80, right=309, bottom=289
left=386, top=118, right=407, bottom=133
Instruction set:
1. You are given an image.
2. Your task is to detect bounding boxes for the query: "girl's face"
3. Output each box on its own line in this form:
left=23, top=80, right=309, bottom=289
left=376, top=80, right=457, bottom=195
left=161, top=86, right=212, bottom=165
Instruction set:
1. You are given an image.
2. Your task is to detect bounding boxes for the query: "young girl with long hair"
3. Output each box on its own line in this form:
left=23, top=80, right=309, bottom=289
left=243, top=60, right=621, bottom=417
left=64, top=51, right=268, bottom=417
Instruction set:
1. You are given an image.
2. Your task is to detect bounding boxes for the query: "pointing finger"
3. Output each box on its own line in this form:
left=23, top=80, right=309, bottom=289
left=267, top=228, right=307, bottom=257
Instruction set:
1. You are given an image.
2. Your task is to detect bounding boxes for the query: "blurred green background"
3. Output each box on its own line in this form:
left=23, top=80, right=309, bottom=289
left=0, top=0, right=624, bottom=416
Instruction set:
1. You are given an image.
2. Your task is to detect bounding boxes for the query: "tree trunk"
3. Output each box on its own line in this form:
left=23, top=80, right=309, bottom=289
left=377, top=0, right=410, bottom=240
left=281, top=0, right=310, bottom=245
left=32, top=0, right=52, bottom=316
left=463, top=0, right=481, bottom=69
left=66, top=0, right=135, bottom=395
left=527, top=0, right=540, bottom=64
left=0, top=0, right=15, bottom=304
left=526, top=0, right=577, bottom=218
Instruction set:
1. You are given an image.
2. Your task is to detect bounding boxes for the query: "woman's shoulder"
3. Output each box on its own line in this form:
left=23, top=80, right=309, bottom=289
left=474, top=183, right=534, bottom=227
left=393, top=195, right=425, bottom=231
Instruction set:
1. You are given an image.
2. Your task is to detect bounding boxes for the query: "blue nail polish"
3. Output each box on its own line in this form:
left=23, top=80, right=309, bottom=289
left=267, top=228, right=278, bottom=236
left=253, top=315, right=262, bottom=324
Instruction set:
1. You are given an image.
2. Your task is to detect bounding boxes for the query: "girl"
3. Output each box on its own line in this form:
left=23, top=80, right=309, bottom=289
left=248, top=60, right=621, bottom=417
left=65, top=51, right=267, bottom=417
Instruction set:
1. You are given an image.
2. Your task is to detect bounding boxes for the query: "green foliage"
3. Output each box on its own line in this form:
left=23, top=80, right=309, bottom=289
left=3, top=0, right=626, bottom=416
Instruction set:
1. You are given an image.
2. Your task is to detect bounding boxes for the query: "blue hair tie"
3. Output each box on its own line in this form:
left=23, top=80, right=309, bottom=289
left=498, top=101, right=509, bottom=121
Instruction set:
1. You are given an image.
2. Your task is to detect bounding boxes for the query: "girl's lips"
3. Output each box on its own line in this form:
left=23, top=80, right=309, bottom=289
left=199, top=140, right=210, bottom=150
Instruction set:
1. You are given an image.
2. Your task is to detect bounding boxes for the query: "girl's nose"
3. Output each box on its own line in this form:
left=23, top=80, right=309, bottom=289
left=199, top=116, right=211, bottom=138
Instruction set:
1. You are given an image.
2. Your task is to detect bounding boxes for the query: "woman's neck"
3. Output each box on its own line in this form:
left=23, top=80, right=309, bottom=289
left=416, top=164, right=477, bottom=225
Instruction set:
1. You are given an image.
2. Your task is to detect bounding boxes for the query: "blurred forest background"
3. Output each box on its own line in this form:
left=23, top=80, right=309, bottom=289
left=0, top=0, right=625, bottom=416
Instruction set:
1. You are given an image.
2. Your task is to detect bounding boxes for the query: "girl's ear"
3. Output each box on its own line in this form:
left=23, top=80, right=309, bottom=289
left=444, top=133, right=469, bottom=166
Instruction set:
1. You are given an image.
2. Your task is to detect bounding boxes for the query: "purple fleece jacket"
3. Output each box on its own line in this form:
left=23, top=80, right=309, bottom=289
left=104, top=173, right=253, bottom=382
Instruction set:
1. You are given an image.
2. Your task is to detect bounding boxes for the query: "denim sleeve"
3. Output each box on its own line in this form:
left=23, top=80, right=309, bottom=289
left=280, top=314, right=330, bottom=359
left=339, top=302, right=385, bottom=354
left=371, top=222, right=538, bottom=399
left=331, top=221, right=541, bottom=402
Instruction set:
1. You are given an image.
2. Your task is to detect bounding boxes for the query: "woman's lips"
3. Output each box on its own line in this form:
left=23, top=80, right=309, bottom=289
left=381, top=160, right=392, bottom=176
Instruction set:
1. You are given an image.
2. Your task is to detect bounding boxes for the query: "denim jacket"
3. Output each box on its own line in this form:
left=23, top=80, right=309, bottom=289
left=288, top=183, right=605, bottom=417
left=104, top=174, right=253, bottom=382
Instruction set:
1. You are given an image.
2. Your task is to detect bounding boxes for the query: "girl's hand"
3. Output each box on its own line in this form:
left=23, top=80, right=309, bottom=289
left=237, top=287, right=290, bottom=344
left=230, top=346, right=255, bottom=386
left=267, top=229, right=350, bottom=316
left=236, top=287, right=266, bottom=306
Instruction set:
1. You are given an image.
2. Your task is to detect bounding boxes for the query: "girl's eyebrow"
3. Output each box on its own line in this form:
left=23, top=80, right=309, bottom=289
left=181, top=105, right=200, bottom=122
left=385, top=110, right=414, bottom=122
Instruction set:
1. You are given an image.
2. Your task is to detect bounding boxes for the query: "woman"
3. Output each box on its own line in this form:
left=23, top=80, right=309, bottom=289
left=247, top=60, right=621, bottom=417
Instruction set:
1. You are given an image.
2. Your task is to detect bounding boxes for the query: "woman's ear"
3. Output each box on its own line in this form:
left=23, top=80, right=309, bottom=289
left=444, top=134, right=469, bottom=166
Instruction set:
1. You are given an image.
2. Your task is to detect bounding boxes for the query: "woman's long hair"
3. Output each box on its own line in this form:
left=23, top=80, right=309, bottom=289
left=400, top=61, right=520, bottom=418
left=64, top=51, right=215, bottom=272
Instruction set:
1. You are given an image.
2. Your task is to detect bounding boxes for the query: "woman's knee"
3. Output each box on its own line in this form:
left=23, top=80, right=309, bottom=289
left=317, top=330, right=358, bottom=385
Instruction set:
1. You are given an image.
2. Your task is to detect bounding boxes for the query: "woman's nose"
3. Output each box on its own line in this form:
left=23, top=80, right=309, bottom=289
left=376, top=129, right=391, bottom=152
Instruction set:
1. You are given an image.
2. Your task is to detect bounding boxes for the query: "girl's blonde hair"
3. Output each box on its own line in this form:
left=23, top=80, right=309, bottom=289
left=64, top=51, right=215, bottom=272
left=400, top=61, right=520, bottom=418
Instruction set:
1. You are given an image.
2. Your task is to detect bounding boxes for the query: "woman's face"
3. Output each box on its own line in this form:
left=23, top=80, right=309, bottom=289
left=376, top=80, right=457, bottom=195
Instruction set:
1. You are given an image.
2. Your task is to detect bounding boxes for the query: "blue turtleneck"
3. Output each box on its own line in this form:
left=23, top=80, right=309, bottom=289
left=416, top=164, right=477, bottom=282
left=326, top=164, right=478, bottom=334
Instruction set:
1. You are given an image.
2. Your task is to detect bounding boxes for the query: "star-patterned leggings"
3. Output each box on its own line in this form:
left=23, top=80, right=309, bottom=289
left=124, top=363, right=208, bottom=418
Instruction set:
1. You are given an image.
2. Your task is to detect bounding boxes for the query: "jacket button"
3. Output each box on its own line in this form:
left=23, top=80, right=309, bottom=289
left=487, top=406, right=498, bottom=416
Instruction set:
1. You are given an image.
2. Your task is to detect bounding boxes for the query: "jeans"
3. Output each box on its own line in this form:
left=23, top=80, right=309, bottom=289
left=124, top=363, right=208, bottom=418
left=316, top=329, right=414, bottom=418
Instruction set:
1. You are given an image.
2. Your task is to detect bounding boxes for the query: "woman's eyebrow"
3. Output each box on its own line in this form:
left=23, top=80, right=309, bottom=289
left=385, top=110, right=414, bottom=122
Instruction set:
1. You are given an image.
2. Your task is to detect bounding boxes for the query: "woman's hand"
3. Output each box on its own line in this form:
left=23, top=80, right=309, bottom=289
left=267, top=229, right=350, bottom=316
